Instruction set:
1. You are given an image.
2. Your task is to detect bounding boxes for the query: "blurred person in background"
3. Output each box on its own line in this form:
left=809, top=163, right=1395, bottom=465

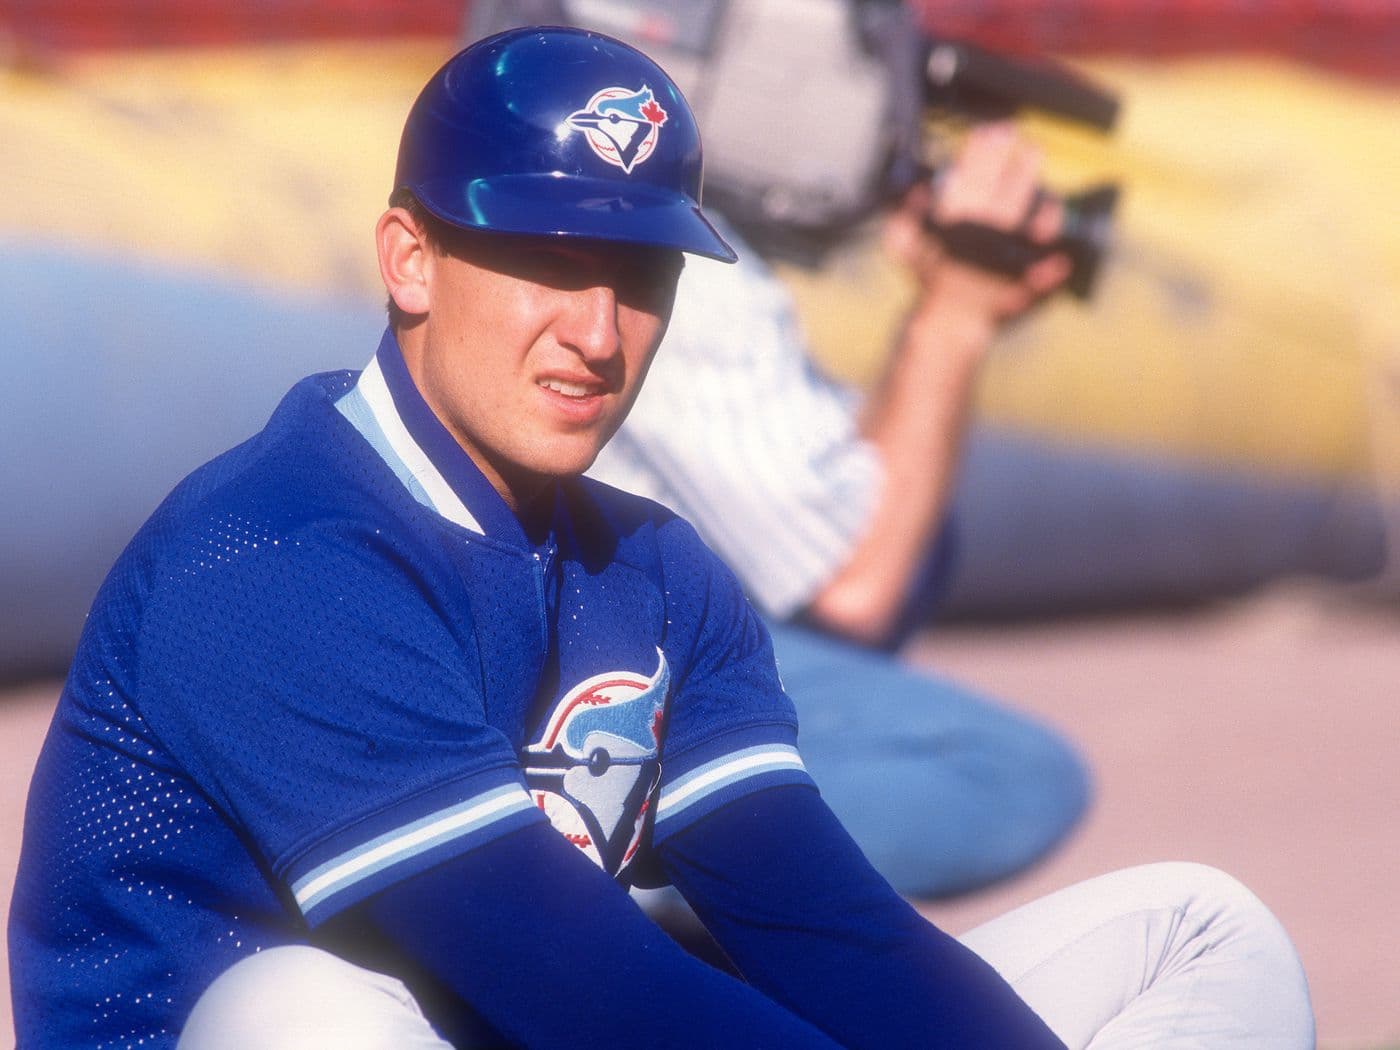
left=520, top=0, right=1390, bottom=899
left=593, top=122, right=1098, bottom=900
left=585, top=91, right=1387, bottom=900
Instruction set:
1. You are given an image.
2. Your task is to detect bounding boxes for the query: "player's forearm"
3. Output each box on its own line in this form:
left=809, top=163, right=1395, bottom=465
left=663, top=786, right=1067, bottom=1050
left=340, top=822, right=843, bottom=1049
left=804, top=294, right=991, bottom=643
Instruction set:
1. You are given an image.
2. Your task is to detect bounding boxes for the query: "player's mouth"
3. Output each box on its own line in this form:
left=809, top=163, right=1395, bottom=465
left=538, top=378, right=599, bottom=398
left=536, top=375, right=612, bottom=424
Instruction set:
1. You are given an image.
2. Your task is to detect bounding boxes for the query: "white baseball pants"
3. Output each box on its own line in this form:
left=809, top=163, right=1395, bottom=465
left=178, top=862, right=1315, bottom=1049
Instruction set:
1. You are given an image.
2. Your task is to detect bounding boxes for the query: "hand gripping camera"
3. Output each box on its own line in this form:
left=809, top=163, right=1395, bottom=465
left=920, top=35, right=1121, bottom=299
left=465, top=0, right=1122, bottom=298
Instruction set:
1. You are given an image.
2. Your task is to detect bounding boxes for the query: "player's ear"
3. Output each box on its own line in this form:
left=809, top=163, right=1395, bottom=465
left=376, top=207, right=432, bottom=317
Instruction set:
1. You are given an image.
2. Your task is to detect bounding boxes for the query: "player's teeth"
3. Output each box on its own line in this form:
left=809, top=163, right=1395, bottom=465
left=541, top=379, right=591, bottom=397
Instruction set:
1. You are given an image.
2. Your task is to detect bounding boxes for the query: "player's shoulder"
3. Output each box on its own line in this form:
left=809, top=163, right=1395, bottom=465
left=159, top=371, right=392, bottom=526
left=111, top=370, right=435, bottom=606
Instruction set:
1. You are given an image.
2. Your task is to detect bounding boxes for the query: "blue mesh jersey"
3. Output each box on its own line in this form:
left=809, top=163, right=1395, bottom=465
left=9, top=329, right=815, bottom=1048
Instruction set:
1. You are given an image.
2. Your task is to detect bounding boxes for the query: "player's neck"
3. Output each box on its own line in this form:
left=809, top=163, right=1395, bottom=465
left=478, top=454, right=556, bottom=533
left=512, top=478, right=558, bottom=544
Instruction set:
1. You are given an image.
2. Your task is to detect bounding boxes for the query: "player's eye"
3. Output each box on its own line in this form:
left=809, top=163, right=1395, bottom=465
left=487, top=242, right=601, bottom=291
left=612, top=251, right=684, bottom=313
left=472, top=237, right=682, bottom=312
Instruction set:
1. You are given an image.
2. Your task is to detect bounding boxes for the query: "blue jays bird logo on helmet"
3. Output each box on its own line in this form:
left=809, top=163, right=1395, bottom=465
left=523, top=650, right=669, bottom=876
left=567, top=85, right=669, bottom=174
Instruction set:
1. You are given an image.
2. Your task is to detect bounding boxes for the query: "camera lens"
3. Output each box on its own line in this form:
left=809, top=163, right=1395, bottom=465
left=1056, top=183, right=1120, bottom=299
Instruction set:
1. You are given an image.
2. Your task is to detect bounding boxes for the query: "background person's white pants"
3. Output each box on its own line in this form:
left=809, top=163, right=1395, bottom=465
left=178, top=862, right=1314, bottom=1049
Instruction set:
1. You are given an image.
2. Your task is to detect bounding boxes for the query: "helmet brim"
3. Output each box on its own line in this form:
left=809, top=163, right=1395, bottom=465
left=412, top=174, right=738, bottom=264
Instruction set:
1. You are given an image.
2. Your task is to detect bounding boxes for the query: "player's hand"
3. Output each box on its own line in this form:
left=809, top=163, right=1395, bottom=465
left=885, top=122, right=1072, bottom=323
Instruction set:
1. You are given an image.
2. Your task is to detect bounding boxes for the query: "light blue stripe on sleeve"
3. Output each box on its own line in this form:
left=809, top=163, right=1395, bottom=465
left=292, top=784, right=534, bottom=916
left=654, top=744, right=806, bottom=828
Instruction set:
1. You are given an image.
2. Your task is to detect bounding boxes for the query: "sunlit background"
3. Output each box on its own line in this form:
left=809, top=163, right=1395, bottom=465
left=2, top=1, right=1397, bottom=1045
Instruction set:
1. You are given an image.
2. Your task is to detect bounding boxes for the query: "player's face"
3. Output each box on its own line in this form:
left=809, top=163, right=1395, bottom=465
left=407, top=231, right=682, bottom=510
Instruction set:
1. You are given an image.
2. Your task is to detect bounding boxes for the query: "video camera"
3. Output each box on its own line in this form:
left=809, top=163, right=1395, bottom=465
left=920, top=36, right=1121, bottom=298
left=464, top=0, right=1122, bottom=298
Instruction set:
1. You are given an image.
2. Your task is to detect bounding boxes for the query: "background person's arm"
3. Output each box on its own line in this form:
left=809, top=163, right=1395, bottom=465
left=804, top=124, right=1070, bottom=644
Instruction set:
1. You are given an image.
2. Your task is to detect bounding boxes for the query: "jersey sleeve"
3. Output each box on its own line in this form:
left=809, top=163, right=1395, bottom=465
left=590, top=229, right=883, bottom=619
left=349, top=822, right=846, bottom=1049
left=134, top=513, right=545, bottom=926
left=648, top=518, right=818, bottom=845
left=658, top=785, right=1068, bottom=1049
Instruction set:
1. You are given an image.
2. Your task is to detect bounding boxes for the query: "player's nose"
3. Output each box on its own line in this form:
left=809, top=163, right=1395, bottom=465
left=558, top=283, right=622, bottom=364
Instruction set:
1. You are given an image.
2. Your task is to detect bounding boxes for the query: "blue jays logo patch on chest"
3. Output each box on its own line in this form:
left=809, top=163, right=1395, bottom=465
left=522, top=650, right=669, bottom=877
left=567, top=85, right=669, bottom=174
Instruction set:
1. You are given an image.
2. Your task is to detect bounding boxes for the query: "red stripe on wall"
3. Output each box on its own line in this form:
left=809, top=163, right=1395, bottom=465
left=1, top=0, right=1396, bottom=81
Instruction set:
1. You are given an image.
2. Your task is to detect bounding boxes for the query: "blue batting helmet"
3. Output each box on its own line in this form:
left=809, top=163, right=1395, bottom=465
left=393, top=26, right=736, bottom=262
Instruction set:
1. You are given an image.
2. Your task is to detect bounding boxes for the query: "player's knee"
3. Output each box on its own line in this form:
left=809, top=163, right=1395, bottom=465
left=1122, top=862, right=1302, bottom=959
left=1133, top=861, right=1312, bottom=1027
left=179, top=945, right=444, bottom=1050
left=1139, top=861, right=1262, bottom=912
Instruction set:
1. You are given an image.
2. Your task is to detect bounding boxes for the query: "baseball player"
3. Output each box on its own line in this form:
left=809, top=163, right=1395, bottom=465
left=10, top=27, right=1313, bottom=1049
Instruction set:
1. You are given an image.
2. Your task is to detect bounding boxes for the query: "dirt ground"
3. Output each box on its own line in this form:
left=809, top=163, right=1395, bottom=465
left=911, top=582, right=1400, bottom=1049
left=3, top=580, right=1396, bottom=1047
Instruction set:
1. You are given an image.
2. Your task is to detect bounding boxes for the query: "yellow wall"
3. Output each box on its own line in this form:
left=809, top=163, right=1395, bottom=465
left=4, top=45, right=1396, bottom=482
